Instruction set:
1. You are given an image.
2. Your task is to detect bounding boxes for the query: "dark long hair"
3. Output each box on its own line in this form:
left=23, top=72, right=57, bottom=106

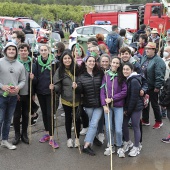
left=78, top=56, right=101, bottom=75
left=58, top=50, right=78, bottom=79
left=112, top=57, right=126, bottom=85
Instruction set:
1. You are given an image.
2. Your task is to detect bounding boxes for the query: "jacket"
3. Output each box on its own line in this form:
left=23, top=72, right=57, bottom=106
left=140, top=54, right=166, bottom=90
left=76, top=71, right=102, bottom=108
left=124, top=73, right=144, bottom=114
left=100, top=74, right=127, bottom=107
left=53, top=68, right=80, bottom=103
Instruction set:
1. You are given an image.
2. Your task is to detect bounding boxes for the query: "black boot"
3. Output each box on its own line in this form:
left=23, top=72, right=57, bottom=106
left=21, top=133, right=29, bottom=144
left=12, top=133, right=21, bottom=145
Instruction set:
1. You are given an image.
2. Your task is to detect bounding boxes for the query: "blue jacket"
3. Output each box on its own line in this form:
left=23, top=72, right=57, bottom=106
left=124, top=73, right=145, bottom=115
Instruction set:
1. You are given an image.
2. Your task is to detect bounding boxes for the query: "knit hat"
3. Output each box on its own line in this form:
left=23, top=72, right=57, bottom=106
left=3, top=42, right=18, bottom=59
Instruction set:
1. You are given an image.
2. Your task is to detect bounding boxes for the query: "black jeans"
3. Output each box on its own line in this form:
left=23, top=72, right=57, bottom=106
left=62, top=104, right=81, bottom=139
left=13, top=95, right=29, bottom=135
left=142, top=89, right=162, bottom=123
left=37, top=94, right=54, bottom=136
left=81, top=105, right=89, bottom=128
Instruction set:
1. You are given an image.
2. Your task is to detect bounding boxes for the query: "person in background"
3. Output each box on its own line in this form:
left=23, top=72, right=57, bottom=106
left=119, top=29, right=129, bottom=46
left=22, top=23, right=34, bottom=35
left=132, top=24, right=146, bottom=42
left=138, top=34, right=148, bottom=56
left=12, top=30, right=25, bottom=46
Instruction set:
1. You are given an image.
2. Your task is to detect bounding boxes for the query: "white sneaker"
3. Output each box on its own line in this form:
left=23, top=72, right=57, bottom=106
left=139, top=143, right=142, bottom=151
left=128, top=146, right=140, bottom=157
left=67, top=138, right=73, bottom=148
left=74, top=138, right=80, bottom=148
left=71, top=126, right=74, bottom=132
left=80, top=128, right=88, bottom=135
left=97, top=133, right=105, bottom=144
left=1, top=140, right=17, bottom=150
left=117, top=148, right=125, bottom=158
left=61, top=113, right=65, bottom=117
left=123, top=140, right=133, bottom=152
left=104, top=146, right=115, bottom=156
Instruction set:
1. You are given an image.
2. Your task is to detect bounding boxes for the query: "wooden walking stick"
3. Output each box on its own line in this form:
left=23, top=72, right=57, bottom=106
left=73, top=43, right=81, bottom=154
left=49, top=27, right=55, bottom=152
left=158, top=24, right=163, bottom=56
left=105, top=70, right=113, bottom=170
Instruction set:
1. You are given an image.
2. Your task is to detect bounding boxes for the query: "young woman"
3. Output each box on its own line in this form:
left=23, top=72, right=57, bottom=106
left=33, top=44, right=59, bottom=149
left=73, top=55, right=103, bottom=156
left=53, top=51, right=81, bottom=148
left=100, top=57, right=127, bottom=157
left=122, top=62, right=144, bottom=157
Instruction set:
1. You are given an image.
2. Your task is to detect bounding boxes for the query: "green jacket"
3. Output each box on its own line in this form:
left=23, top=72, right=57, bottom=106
left=53, top=68, right=80, bottom=103
left=141, top=54, right=166, bottom=90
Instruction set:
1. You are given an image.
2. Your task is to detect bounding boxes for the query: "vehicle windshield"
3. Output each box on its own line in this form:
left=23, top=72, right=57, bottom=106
left=23, top=20, right=40, bottom=29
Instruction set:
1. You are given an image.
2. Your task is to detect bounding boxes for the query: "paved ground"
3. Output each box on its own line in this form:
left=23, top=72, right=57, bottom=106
left=1, top=105, right=170, bottom=170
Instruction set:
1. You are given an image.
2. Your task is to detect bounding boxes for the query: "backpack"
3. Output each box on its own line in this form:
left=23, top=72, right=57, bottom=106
left=106, top=34, right=119, bottom=54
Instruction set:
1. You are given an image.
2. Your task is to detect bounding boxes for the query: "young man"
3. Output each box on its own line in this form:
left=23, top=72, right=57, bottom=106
left=12, top=43, right=34, bottom=145
left=0, top=42, right=26, bottom=150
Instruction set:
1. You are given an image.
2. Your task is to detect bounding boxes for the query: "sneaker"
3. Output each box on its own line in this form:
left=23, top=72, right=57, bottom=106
left=162, top=113, right=167, bottom=119
left=61, top=113, right=65, bottom=117
left=104, top=146, right=115, bottom=156
left=54, top=114, right=56, bottom=120
left=1, top=140, right=17, bottom=150
left=139, top=142, right=142, bottom=151
left=74, top=138, right=80, bottom=148
left=71, top=126, right=74, bottom=132
left=128, top=146, right=140, bottom=157
left=97, top=133, right=105, bottom=144
left=49, top=139, right=59, bottom=149
left=67, top=138, right=73, bottom=148
left=123, top=140, right=133, bottom=152
left=80, top=128, right=88, bottom=135
left=141, top=119, right=150, bottom=126
left=161, top=135, right=170, bottom=143
left=94, top=137, right=102, bottom=146
left=82, top=146, right=95, bottom=156
left=39, top=134, right=50, bottom=143
left=117, top=148, right=125, bottom=158
left=153, top=122, right=163, bottom=129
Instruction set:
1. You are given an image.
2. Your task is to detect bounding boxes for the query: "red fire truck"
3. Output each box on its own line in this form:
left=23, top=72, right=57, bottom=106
left=84, top=1, right=170, bottom=33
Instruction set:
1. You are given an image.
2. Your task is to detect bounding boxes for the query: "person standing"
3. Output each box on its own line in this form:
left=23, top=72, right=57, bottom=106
left=73, top=55, right=103, bottom=156
left=33, top=44, right=59, bottom=149
left=12, top=43, right=34, bottom=145
left=141, top=42, right=166, bottom=128
left=0, top=42, right=26, bottom=150
left=106, top=25, right=123, bottom=57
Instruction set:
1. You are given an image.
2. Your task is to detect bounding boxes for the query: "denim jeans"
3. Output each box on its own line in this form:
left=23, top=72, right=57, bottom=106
left=0, top=96, right=17, bottom=140
left=104, top=107, right=123, bottom=147
left=84, top=107, right=103, bottom=144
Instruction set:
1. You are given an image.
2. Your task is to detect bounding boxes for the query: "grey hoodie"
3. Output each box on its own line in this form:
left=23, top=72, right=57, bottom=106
left=0, top=42, right=26, bottom=96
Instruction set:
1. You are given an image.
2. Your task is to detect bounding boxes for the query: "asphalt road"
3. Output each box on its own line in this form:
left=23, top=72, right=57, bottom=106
left=1, top=105, right=170, bottom=170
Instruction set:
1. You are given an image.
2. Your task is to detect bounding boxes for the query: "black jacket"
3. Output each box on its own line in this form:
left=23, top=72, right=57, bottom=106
left=22, top=26, right=34, bottom=34
left=124, top=74, right=145, bottom=115
left=76, top=71, right=102, bottom=108
left=159, top=78, right=170, bottom=107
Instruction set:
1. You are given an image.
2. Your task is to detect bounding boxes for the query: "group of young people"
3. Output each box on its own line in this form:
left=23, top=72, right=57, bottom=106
left=0, top=25, right=170, bottom=160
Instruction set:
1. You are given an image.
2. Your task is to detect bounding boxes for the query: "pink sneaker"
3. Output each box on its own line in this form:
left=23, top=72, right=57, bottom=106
left=39, top=134, right=50, bottom=143
left=153, top=122, right=163, bottom=129
left=49, top=139, right=59, bottom=149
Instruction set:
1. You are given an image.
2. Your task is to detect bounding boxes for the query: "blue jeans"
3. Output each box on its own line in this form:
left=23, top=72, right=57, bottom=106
left=104, top=107, right=123, bottom=147
left=84, top=107, right=103, bottom=144
left=0, top=96, right=17, bottom=140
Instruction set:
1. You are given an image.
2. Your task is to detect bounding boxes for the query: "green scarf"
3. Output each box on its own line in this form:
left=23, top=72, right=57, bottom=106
left=37, top=54, right=54, bottom=72
left=18, top=56, right=32, bottom=72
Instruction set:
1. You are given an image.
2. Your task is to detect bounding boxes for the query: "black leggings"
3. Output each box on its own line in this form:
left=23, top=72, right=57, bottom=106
left=62, top=104, right=81, bottom=139
left=37, top=94, right=54, bottom=136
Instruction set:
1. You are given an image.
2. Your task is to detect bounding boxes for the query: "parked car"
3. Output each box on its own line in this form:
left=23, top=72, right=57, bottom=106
left=69, top=25, right=133, bottom=51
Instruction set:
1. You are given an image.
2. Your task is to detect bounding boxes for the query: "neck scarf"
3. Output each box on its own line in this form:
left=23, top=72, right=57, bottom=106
left=37, top=54, right=53, bottom=72
left=18, top=56, right=32, bottom=72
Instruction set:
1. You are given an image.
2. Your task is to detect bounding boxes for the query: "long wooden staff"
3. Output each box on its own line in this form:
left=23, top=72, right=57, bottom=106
left=73, top=46, right=81, bottom=154
left=49, top=27, right=55, bottom=152
left=105, top=70, right=113, bottom=170
left=158, top=26, right=163, bottom=55
left=28, top=31, right=36, bottom=144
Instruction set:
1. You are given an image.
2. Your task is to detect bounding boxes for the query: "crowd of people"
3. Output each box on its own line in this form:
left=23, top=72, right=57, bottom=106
left=0, top=24, right=170, bottom=160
